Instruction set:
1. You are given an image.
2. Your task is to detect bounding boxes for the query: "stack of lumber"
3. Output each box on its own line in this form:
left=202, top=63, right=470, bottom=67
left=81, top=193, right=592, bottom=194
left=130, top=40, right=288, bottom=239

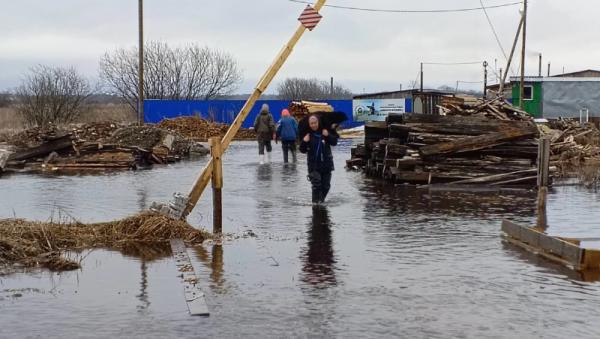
left=1, top=124, right=207, bottom=174
left=347, top=100, right=542, bottom=187
left=288, top=101, right=333, bottom=121
left=157, top=116, right=255, bottom=141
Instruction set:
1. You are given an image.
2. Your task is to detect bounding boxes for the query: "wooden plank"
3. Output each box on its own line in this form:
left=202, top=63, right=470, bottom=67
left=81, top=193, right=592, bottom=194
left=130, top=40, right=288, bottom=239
left=582, top=249, right=600, bottom=270
left=419, top=125, right=538, bottom=157
left=501, top=220, right=522, bottom=240
left=520, top=226, right=541, bottom=247
left=9, top=135, right=73, bottom=161
left=561, top=242, right=584, bottom=266
left=539, top=233, right=564, bottom=256
left=170, top=239, right=209, bottom=316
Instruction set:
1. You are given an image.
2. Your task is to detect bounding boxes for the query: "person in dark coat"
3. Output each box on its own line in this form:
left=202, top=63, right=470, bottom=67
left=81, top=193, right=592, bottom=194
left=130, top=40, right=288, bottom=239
left=253, top=103, right=275, bottom=164
left=299, top=115, right=338, bottom=204
left=276, top=109, right=299, bottom=163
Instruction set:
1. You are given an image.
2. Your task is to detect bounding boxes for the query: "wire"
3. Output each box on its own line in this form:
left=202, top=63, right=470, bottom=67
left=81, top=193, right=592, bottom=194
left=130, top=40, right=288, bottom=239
left=480, top=0, right=509, bottom=61
left=423, top=61, right=483, bottom=66
left=288, top=0, right=523, bottom=13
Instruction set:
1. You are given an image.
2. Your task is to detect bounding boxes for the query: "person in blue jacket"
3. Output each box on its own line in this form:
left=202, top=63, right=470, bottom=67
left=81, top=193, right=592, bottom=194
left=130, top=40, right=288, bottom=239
left=299, top=114, right=338, bottom=204
left=276, top=109, right=299, bottom=163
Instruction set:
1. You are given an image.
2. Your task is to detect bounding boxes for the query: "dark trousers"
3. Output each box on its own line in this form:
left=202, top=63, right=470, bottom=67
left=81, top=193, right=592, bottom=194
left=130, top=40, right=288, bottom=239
left=281, top=140, right=297, bottom=163
left=308, top=169, right=332, bottom=203
left=258, top=140, right=272, bottom=155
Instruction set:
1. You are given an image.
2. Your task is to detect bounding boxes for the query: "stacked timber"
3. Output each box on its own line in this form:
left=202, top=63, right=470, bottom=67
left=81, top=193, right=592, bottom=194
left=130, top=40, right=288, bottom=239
left=288, top=101, right=334, bottom=121
left=347, top=101, right=542, bottom=187
left=157, top=116, right=256, bottom=141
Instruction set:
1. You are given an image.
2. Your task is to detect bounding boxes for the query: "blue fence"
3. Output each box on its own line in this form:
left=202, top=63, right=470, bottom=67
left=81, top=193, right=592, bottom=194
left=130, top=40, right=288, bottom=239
left=144, top=99, right=360, bottom=129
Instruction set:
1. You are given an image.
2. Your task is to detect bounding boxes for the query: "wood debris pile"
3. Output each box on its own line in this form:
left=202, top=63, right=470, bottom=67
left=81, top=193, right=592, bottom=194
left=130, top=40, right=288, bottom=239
left=0, top=122, right=208, bottom=175
left=157, top=116, right=256, bottom=141
left=542, top=120, right=600, bottom=182
left=288, top=101, right=333, bottom=121
left=347, top=99, right=544, bottom=187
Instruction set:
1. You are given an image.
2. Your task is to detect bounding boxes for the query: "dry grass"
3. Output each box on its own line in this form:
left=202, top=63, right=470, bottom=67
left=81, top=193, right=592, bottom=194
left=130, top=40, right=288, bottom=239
left=79, top=103, right=136, bottom=124
left=0, top=107, right=23, bottom=133
left=0, top=212, right=210, bottom=272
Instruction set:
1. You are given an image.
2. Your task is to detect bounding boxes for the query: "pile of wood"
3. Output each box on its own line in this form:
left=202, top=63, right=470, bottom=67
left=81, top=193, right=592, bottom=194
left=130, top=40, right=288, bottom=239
left=157, top=116, right=255, bottom=141
left=1, top=124, right=208, bottom=175
left=542, top=120, right=600, bottom=179
left=347, top=100, right=543, bottom=187
left=288, top=101, right=333, bottom=121
left=440, top=97, right=532, bottom=121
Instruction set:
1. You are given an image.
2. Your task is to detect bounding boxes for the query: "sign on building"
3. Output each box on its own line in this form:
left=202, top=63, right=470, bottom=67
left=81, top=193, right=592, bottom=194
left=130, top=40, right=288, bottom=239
left=353, top=99, right=406, bottom=122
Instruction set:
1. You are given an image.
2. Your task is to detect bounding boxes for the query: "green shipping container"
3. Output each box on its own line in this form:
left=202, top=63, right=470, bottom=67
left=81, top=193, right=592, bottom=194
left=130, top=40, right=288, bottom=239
left=512, top=82, right=542, bottom=117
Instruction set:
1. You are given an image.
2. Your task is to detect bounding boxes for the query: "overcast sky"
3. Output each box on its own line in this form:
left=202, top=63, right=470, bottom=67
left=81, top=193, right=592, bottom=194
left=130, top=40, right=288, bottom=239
left=0, top=0, right=598, bottom=95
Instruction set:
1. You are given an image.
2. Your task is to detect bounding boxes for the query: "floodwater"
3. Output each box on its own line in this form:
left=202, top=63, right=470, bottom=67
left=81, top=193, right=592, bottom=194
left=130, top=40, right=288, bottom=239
left=1, top=140, right=600, bottom=338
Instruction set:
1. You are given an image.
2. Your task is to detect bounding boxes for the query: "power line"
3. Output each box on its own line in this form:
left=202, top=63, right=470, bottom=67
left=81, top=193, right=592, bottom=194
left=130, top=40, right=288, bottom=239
left=288, top=0, right=523, bottom=13
left=480, top=0, right=516, bottom=75
left=422, top=61, right=483, bottom=66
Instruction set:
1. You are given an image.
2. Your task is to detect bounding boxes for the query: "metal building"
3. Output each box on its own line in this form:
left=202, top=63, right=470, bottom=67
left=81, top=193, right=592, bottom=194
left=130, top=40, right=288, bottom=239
left=511, top=70, right=600, bottom=119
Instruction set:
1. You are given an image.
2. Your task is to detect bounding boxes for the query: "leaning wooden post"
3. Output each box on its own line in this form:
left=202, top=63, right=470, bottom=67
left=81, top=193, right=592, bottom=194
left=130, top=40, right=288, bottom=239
left=209, top=137, right=223, bottom=234
left=536, top=137, right=550, bottom=230
left=179, top=0, right=328, bottom=219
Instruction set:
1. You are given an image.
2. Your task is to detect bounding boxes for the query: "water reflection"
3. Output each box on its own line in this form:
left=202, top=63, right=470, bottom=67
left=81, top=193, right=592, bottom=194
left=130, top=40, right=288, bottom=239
left=301, top=206, right=337, bottom=287
left=136, top=261, right=150, bottom=312
left=194, top=244, right=226, bottom=293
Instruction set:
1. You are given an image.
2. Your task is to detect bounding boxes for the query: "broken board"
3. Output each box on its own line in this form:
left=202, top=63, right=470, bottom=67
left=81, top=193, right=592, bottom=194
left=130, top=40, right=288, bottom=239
left=170, top=239, right=210, bottom=316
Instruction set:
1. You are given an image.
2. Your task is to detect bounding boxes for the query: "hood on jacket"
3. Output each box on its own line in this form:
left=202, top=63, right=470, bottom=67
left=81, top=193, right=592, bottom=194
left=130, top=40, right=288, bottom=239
left=260, top=103, right=270, bottom=114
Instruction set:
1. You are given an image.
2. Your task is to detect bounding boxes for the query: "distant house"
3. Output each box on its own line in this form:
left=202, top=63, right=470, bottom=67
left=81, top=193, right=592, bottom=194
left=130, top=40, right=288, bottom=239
left=510, top=69, right=600, bottom=118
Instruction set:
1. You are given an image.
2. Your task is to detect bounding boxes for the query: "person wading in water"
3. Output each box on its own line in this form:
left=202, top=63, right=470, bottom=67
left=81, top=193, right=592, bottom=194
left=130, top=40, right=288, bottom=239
left=253, top=104, right=276, bottom=165
left=276, top=109, right=299, bottom=163
left=300, top=115, right=338, bottom=204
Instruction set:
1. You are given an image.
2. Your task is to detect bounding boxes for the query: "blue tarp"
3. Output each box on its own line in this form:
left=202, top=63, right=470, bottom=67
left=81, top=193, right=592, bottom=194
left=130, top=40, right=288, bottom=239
left=144, top=99, right=360, bottom=129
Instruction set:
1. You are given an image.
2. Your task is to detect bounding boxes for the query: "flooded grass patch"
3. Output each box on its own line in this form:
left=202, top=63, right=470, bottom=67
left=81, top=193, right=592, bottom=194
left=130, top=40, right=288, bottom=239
left=0, top=212, right=209, bottom=272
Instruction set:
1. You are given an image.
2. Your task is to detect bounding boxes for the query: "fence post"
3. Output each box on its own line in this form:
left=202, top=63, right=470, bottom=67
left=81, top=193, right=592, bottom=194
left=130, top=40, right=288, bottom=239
left=209, top=137, right=223, bottom=234
left=536, top=137, right=550, bottom=229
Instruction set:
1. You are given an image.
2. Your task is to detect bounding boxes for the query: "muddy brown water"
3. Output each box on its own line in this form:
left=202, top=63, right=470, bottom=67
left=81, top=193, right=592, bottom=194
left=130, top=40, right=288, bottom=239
left=1, top=140, right=600, bottom=338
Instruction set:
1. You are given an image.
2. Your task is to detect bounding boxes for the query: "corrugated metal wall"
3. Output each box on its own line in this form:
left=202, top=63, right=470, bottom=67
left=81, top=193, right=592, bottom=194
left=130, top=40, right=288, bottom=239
left=542, top=81, right=600, bottom=118
left=144, top=99, right=358, bottom=128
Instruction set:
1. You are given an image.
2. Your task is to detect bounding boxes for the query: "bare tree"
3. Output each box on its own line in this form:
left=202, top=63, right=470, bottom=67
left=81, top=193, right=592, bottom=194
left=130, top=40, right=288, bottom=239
left=0, top=91, right=11, bottom=108
left=277, top=77, right=353, bottom=100
left=16, top=65, right=91, bottom=127
left=99, top=41, right=242, bottom=112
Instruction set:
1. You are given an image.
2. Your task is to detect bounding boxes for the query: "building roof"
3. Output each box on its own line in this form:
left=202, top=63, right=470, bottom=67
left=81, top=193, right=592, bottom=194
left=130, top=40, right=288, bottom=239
left=353, top=89, right=453, bottom=99
left=551, top=69, right=600, bottom=78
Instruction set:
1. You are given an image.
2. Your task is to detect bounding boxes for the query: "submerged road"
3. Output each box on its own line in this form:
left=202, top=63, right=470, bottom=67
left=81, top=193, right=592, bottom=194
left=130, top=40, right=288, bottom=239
left=1, top=140, right=600, bottom=338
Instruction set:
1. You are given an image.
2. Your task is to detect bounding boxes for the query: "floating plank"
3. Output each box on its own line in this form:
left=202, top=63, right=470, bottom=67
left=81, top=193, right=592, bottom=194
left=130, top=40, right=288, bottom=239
left=170, top=239, right=209, bottom=316
left=501, top=220, right=584, bottom=270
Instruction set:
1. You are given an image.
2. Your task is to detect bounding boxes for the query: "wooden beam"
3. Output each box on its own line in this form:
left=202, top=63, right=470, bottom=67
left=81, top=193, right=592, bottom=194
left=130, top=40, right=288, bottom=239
left=209, top=137, right=223, bottom=234
left=180, top=0, right=328, bottom=219
left=419, top=125, right=538, bottom=157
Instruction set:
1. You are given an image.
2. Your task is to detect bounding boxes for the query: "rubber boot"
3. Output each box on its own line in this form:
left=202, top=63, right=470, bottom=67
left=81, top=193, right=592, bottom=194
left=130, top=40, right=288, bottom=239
left=266, top=152, right=271, bottom=164
left=283, top=148, right=289, bottom=163
left=259, top=154, right=265, bottom=165
left=291, top=150, right=297, bottom=163
left=312, top=190, right=322, bottom=205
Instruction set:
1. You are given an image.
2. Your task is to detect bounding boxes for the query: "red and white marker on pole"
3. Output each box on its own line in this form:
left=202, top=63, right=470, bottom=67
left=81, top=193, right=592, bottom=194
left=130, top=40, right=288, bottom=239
left=298, top=5, right=323, bottom=31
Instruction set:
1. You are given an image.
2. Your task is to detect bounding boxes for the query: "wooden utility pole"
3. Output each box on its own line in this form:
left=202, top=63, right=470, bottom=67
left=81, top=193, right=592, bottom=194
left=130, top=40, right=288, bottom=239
left=499, top=12, right=524, bottom=95
left=483, top=61, right=488, bottom=99
left=209, top=137, right=223, bottom=234
left=180, top=0, right=328, bottom=219
left=138, top=0, right=144, bottom=125
left=330, top=77, right=334, bottom=96
left=519, top=0, right=528, bottom=109
left=420, top=63, right=424, bottom=92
